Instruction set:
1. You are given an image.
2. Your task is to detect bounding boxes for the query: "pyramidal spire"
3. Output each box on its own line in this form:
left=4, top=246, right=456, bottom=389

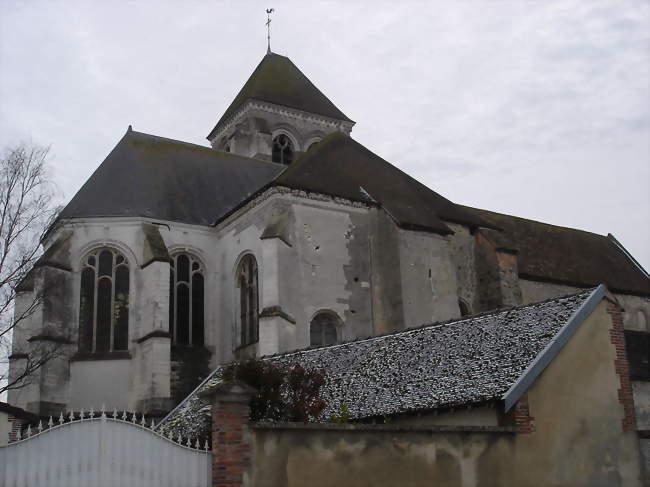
left=207, top=52, right=353, bottom=141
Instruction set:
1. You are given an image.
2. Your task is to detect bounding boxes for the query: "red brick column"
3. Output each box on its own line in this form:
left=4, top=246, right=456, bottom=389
left=200, top=381, right=257, bottom=487
left=514, top=394, right=535, bottom=434
left=607, top=302, right=637, bottom=433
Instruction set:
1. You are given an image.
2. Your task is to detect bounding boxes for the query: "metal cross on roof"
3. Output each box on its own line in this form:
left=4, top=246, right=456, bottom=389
left=266, top=8, right=274, bottom=54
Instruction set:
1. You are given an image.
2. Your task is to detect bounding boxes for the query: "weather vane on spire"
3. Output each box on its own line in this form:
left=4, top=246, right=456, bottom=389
left=266, top=8, right=274, bottom=54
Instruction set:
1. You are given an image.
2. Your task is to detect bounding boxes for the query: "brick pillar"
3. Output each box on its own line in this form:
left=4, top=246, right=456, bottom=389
left=607, top=301, right=638, bottom=433
left=200, top=381, right=257, bottom=487
left=513, top=394, right=535, bottom=434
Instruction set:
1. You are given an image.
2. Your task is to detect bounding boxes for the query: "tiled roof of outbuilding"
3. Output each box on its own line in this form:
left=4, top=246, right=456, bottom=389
left=464, top=207, right=650, bottom=296
left=157, top=288, right=594, bottom=439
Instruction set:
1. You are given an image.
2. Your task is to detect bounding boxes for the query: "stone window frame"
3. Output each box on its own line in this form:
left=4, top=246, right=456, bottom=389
left=169, top=251, right=205, bottom=346
left=309, top=310, right=343, bottom=348
left=271, top=128, right=299, bottom=165
left=304, top=136, right=323, bottom=152
left=235, top=253, right=259, bottom=348
left=78, top=246, right=131, bottom=354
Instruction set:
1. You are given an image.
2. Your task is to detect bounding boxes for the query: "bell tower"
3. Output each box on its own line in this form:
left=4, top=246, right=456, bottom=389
left=207, top=53, right=354, bottom=164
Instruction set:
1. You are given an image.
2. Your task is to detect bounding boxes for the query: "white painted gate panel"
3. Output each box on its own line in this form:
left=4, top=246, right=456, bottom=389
left=0, top=416, right=211, bottom=487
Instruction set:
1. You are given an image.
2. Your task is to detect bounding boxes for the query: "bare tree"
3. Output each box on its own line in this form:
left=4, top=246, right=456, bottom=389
left=0, top=142, right=60, bottom=396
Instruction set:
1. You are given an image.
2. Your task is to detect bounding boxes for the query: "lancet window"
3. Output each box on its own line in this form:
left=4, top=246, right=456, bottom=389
left=79, top=248, right=130, bottom=353
left=169, top=253, right=205, bottom=345
left=272, top=134, right=294, bottom=165
left=237, top=254, right=259, bottom=346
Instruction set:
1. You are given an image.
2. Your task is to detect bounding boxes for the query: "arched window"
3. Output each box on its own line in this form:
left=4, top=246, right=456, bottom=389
left=236, top=254, right=258, bottom=346
left=272, top=134, right=294, bottom=165
left=310, top=311, right=341, bottom=348
left=306, top=140, right=320, bottom=151
left=458, top=299, right=471, bottom=317
left=79, top=248, right=129, bottom=353
left=169, top=253, right=204, bottom=345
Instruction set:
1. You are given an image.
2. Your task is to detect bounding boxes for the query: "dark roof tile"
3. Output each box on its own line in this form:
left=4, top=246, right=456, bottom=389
left=59, top=130, right=285, bottom=226
left=464, top=207, right=650, bottom=296
left=274, top=132, right=493, bottom=234
left=208, top=53, right=352, bottom=139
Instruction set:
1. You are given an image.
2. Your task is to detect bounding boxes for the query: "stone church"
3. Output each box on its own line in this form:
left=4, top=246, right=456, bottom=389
left=7, top=52, right=650, bottom=429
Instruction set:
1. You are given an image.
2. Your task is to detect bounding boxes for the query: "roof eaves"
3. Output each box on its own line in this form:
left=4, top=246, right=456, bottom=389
left=502, top=284, right=607, bottom=411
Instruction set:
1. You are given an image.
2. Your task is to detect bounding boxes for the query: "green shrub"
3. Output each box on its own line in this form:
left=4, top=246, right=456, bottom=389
left=222, top=359, right=326, bottom=422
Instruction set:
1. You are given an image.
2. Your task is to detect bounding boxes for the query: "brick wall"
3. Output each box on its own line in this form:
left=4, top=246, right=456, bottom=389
left=607, top=301, right=638, bottom=433
left=513, top=393, right=535, bottom=434
left=8, top=414, right=27, bottom=442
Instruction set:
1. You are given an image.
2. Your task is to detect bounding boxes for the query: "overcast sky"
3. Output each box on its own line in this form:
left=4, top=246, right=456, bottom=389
left=1, top=0, right=648, bottom=268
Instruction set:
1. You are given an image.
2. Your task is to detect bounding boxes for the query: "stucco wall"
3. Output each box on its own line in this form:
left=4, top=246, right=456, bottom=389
left=633, top=381, right=650, bottom=430
left=446, top=223, right=478, bottom=315
left=510, top=300, right=642, bottom=486
left=0, top=411, right=10, bottom=447
left=70, top=358, right=131, bottom=410
left=251, top=423, right=516, bottom=487
left=398, top=228, right=459, bottom=329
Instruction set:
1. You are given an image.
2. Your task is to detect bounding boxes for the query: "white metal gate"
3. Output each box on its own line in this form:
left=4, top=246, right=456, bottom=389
left=0, top=411, right=211, bottom=487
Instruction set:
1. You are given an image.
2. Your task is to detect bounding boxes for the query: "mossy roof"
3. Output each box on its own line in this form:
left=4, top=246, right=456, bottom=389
left=59, top=130, right=285, bottom=225
left=464, top=206, right=650, bottom=296
left=273, top=132, right=493, bottom=234
left=207, top=53, right=352, bottom=139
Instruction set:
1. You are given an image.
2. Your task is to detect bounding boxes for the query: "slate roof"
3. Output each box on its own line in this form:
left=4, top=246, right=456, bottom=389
left=207, top=53, right=352, bottom=140
left=157, top=288, right=594, bottom=439
left=272, top=132, right=494, bottom=234
left=59, top=130, right=285, bottom=226
left=464, top=206, right=650, bottom=297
